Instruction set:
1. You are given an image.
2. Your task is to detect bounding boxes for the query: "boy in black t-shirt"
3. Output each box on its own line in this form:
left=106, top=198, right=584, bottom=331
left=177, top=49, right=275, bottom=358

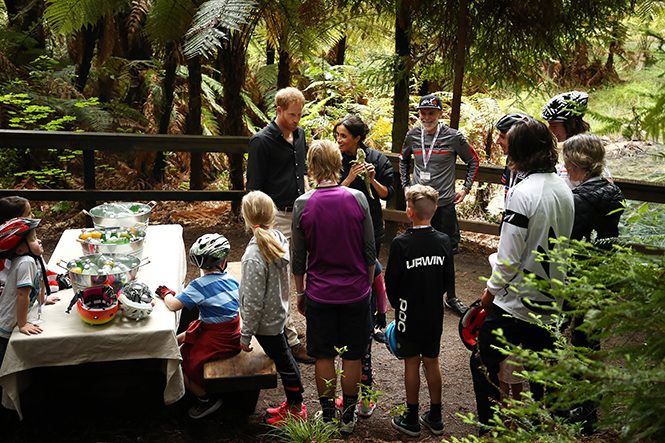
left=385, top=184, right=456, bottom=437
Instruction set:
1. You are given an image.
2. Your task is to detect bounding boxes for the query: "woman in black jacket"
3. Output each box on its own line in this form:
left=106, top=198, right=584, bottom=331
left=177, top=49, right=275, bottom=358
left=562, top=133, right=624, bottom=244
left=334, top=116, right=394, bottom=257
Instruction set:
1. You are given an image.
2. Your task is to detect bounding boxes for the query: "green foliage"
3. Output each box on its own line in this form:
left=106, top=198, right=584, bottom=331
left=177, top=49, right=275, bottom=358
left=263, top=415, right=340, bottom=443
left=44, top=0, right=117, bottom=34
left=51, top=201, right=73, bottom=214
left=618, top=201, right=665, bottom=247
left=449, top=239, right=665, bottom=443
left=183, top=0, right=256, bottom=59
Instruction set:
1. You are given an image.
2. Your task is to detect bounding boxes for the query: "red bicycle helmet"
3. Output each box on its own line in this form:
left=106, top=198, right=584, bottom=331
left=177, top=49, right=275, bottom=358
left=66, top=286, right=118, bottom=325
left=0, top=217, right=41, bottom=260
left=459, top=298, right=488, bottom=351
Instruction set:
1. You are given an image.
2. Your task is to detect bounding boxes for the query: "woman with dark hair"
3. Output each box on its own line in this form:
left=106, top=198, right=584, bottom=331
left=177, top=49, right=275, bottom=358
left=541, top=90, right=613, bottom=189
left=470, top=117, right=574, bottom=434
left=334, top=115, right=394, bottom=257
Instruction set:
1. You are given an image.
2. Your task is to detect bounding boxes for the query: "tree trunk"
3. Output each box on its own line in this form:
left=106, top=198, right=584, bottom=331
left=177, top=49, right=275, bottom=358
left=153, top=42, right=178, bottom=182
left=391, top=0, right=411, bottom=156
left=186, top=55, right=204, bottom=191
left=450, top=0, right=468, bottom=130
left=335, top=35, right=347, bottom=66
left=277, top=49, right=291, bottom=89
left=5, top=0, right=46, bottom=49
left=218, top=31, right=250, bottom=213
left=267, top=41, right=275, bottom=65
left=75, top=22, right=100, bottom=93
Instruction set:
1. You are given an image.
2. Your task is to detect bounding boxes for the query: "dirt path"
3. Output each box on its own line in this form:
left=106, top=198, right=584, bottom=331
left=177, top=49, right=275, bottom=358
left=3, top=204, right=496, bottom=442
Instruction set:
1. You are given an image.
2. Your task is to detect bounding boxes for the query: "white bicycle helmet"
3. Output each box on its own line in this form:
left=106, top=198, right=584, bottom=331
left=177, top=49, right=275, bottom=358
left=189, top=233, right=230, bottom=271
left=118, top=281, right=155, bottom=321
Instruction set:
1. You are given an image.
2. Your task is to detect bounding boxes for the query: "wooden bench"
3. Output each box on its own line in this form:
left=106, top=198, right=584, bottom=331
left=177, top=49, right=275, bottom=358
left=202, top=336, right=277, bottom=414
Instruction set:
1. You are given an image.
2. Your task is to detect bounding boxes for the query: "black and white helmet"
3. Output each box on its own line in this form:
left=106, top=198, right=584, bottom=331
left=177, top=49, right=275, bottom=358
left=541, top=91, right=588, bottom=122
left=189, top=233, right=230, bottom=270
left=495, top=113, right=530, bottom=133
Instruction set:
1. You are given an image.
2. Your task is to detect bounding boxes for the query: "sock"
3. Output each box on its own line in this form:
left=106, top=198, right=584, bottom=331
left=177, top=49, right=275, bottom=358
left=198, top=393, right=212, bottom=403
left=319, top=396, right=335, bottom=420
left=429, top=403, right=442, bottom=422
left=342, top=394, right=358, bottom=421
left=406, top=402, right=419, bottom=424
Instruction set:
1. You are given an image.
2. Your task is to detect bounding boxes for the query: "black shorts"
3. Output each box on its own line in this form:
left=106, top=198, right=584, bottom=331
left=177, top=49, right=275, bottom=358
left=395, top=335, right=441, bottom=359
left=305, top=296, right=370, bottom=360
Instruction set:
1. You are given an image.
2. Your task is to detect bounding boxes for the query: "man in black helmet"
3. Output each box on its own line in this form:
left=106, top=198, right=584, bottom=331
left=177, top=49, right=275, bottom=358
left=399, top=94, right=479, bottom=317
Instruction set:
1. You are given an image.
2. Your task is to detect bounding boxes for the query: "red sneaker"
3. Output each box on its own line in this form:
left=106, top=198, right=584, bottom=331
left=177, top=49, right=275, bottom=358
left=266, top=400, right=289, bottom=416
left=266, top=403, right=307, bottom=426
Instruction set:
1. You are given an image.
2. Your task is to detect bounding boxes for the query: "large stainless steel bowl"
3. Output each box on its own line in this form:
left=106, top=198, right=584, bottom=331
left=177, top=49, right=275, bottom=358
left=84, top=201, right=156, bottom=228
left=78, top=227, right=146, bottom=258
left=57, top=253, right=150, bottom=293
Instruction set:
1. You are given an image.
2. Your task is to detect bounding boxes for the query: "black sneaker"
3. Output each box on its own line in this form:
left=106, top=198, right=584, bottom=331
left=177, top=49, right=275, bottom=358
left=445, top=297, right=468, bottom=317
left=373, top=329, right=386, bottom=344
left=419, top=411, right=444, bottom=435
left=188, top=397, right=222, bottom=419
left=391, top=415, right=421, bottom=437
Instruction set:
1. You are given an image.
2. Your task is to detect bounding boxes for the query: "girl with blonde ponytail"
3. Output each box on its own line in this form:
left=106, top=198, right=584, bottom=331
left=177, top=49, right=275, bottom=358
left=241, top=191, right=286, bottom=264
left=238, top=191, right=307, bottom=425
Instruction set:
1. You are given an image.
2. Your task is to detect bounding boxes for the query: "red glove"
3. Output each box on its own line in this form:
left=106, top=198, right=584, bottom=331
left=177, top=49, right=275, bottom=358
left=155, top=285, right=176, bottom=299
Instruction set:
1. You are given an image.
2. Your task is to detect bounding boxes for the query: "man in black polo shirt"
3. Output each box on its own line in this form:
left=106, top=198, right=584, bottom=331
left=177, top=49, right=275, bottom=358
left=246, top=87, right=313, bottom=364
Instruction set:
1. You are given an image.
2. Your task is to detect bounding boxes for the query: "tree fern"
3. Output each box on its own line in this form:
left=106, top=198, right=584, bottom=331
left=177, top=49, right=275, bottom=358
left=145, top=0, right=199, bottom=45
left=44, top=0, right=117, bottom=34
left=183, top=0, right=256, bottom=59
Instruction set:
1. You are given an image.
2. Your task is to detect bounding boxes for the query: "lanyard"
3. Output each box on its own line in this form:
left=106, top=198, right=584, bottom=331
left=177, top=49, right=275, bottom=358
left=420, top=123, right=441, bottom=171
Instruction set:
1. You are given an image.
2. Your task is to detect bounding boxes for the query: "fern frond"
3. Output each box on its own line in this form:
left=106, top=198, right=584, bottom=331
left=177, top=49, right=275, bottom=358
left=183, top=0, right=256, bottom=59
left=241, top=89, right=269, bottom=124
left=127, top=0, right=153, bottom=41
left=145, top=0, right=198, bottom=45
left=44, top=0, right=115, bottom=34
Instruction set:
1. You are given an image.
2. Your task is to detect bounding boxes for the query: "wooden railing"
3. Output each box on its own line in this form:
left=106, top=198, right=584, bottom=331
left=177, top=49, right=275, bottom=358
left=2, top=130, right=664, bottom=240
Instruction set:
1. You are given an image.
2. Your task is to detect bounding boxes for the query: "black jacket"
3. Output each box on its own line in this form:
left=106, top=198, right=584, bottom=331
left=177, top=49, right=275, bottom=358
left=385, top=226, right=455, bottom=341
left=340, top=144, right=394, bottom=245
left=571, top=177, right=624, bottom=242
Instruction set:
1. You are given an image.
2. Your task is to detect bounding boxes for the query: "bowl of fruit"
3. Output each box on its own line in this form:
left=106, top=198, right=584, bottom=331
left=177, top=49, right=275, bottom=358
left=77, top=226, right=146, bottom=258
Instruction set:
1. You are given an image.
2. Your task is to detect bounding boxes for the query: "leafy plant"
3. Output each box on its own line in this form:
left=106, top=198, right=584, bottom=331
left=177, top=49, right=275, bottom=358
left=448, top=238, right=665, bottom=443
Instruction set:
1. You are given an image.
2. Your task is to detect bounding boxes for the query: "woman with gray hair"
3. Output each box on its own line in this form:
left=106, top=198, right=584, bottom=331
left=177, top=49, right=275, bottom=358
left=291, top=140, right=376, bottom=434
left=562, top=133, right=624, bottom=243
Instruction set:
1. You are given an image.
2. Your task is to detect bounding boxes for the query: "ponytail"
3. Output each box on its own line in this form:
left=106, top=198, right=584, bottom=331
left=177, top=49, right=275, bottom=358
left=241, top=191, right=286, bottom=265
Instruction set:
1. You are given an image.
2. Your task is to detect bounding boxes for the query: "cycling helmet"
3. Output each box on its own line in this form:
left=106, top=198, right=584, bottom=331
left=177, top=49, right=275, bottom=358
left=0, top=217, right=40, bottom=260
left=66, top=286, right=118, bottom=325
left=541, top=91, right=588, bottom=122
left=384, top=321, right=403, bottom=360
left=118, top=281, right=155, bottom=321
left=189, top=233, right=230, bottom=270
left=1, top=217, right=51, bottom=296
left=459, top=298, right=488, bottom=351
left=495, top=113, right=530, bottom=133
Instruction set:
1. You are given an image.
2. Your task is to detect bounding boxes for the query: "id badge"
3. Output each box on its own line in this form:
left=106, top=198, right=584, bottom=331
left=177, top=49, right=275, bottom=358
left=420, top=171, right=431, bottom=181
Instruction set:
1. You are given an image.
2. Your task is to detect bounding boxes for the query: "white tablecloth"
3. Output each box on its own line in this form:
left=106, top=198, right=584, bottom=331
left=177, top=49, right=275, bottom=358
left=0, top=224, right=187, bottom=419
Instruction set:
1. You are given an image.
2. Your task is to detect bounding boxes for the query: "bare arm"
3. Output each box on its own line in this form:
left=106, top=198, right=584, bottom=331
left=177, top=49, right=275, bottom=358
left=17, top=287, right=42, bottom=335
left=163, top=294, right=185, bottom=312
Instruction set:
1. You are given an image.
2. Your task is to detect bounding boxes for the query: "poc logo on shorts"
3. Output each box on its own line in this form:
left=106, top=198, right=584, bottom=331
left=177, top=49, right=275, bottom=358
left=397, top=298, right=407, bottom=332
